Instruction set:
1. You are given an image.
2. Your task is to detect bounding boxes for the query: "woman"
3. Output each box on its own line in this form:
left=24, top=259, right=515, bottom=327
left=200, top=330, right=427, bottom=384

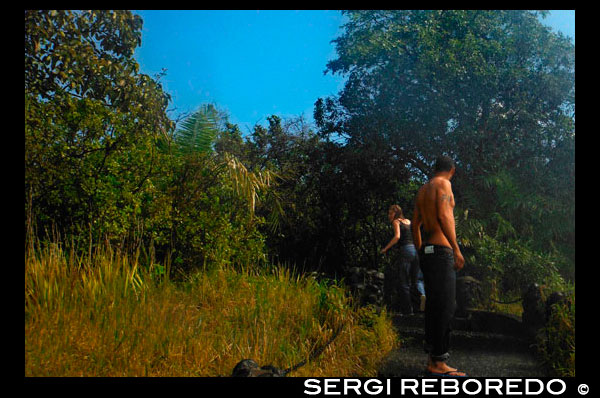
left=381, top=205, right=426, bottom=315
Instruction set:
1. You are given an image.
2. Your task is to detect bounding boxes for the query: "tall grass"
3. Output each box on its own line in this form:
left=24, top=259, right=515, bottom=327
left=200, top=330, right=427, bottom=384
left=25, top=235, right=398, bottom=376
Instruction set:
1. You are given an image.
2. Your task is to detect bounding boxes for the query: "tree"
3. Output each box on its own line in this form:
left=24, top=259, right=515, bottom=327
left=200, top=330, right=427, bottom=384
left=150, top=105, right=282, bottom=273
left=25, top=10, right=174, bottom=242
left=324, top=10, right=573, bottom=174
left=317, top=10, right=575, bottom=285
left=240, top=114, right=419, bottom=276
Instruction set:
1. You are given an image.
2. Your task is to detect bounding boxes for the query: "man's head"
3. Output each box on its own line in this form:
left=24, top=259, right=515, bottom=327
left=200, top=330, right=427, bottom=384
left=433, top=155, right=456, bottom=178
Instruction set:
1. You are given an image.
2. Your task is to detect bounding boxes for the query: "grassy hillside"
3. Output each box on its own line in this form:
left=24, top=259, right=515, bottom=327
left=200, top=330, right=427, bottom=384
left=25, top=238, right=398, bottom=377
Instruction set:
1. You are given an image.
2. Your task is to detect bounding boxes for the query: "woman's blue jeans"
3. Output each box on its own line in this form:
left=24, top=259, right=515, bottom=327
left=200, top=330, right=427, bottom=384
left=419, top=245, right=457, bottom=363
left=384, top=244, right=425, bottom=315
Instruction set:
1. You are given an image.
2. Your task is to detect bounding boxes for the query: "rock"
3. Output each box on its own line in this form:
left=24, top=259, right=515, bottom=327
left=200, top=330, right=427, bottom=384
left=466, top=310, right=524, bottom=337
left=346, top=266, right=385, bottom=307
left=545, top=291, right=567, bottom=322
left=231, top=359, right=285, bottom=377
left=455, top=276, right=482, bottom=318
left=521, top=283, right=546, bottom=340
left=348, top=267, right=362, bottom=283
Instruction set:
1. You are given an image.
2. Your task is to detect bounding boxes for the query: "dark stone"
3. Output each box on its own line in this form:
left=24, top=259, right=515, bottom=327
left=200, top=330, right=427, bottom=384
left=455, top=276, right=482, bottom=318
left=348, top=268, right=363, bottom=285
left=545, top=291, right=567, bottom=322
left=346, top=266, right=385, bottom=307
left=231, top=359, right=285, bottom=377
left=521, top=283, right=546, bottom=339
left=467, top=310, right=524, bottom=337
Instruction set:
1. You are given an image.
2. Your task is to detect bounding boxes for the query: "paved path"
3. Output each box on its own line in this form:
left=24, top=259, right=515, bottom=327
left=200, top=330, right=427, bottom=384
left=378, top=313, right=549, bottom=378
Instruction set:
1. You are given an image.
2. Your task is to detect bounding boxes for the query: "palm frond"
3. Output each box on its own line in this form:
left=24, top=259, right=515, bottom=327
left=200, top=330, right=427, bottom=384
left=173, top=104, right=219, bottom=156
left=222, top=153, right=284, bottom=222
left=171, top=104, right=285, bottom=229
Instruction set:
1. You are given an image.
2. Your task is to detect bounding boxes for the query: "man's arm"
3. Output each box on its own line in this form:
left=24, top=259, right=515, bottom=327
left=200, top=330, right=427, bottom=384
left=436, top=179, right=464, bottom=270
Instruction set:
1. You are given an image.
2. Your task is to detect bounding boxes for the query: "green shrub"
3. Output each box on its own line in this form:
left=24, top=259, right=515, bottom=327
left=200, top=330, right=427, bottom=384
left=458, top=214, right=567, bottom=300
left=536, top=288, right=575, bottom=377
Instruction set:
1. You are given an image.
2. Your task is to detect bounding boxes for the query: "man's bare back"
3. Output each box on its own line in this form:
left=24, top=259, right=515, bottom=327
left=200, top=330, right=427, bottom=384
left=415, top=177, right=454, bottom=248
left=412, top=173, right=464, bottom=271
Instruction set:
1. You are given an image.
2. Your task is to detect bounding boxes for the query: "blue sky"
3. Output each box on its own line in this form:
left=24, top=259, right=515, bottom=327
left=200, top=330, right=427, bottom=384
left=133, top=10, right=574, bottom=134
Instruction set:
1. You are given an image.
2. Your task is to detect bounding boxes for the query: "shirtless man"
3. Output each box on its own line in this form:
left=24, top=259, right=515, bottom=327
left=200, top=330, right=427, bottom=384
left=411, top=155, right=467, bottom=377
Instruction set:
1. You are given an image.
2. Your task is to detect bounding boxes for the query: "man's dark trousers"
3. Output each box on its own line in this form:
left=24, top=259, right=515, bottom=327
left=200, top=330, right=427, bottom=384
left=419, top=244, right=457, bottom=362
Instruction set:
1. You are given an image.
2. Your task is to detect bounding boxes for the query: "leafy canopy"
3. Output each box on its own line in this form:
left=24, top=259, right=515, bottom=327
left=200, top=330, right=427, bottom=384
left=25, top=10, right=174, bottom=239
left=315, top=10, right=574, bottom=285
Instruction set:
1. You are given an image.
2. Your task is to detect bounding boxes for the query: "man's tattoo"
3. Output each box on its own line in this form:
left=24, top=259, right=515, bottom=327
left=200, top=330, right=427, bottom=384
left=441, top=194, right=452, bottom=202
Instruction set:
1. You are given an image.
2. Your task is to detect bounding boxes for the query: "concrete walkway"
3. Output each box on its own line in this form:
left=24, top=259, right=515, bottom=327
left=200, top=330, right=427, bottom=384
left=378, top=313, right=549, bottom=378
